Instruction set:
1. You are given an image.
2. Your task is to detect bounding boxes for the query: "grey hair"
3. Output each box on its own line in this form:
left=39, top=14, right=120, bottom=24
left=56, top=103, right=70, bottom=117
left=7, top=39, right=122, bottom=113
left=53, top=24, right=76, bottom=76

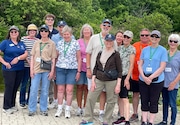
left=80, top=24, right=94, bottom=38
left=168, top=34, right=180, bottom=45
left=62, top=25, right=72, bottom=34
left=140, top=28, right=150, bottom=35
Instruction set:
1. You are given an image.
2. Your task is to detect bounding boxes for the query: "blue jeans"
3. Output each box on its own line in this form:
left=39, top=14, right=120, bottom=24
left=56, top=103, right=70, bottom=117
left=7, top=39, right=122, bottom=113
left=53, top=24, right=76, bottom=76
left=20, top=67, right=30, bottom=105
left=28, top=72, right=50, bottom=112
left=162, top=87, right=178, bottom=125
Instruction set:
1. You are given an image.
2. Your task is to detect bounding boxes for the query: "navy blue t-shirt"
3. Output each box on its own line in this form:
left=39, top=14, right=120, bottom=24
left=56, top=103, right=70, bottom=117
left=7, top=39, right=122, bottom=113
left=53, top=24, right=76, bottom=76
left=0, top=39, right=26, bottom=71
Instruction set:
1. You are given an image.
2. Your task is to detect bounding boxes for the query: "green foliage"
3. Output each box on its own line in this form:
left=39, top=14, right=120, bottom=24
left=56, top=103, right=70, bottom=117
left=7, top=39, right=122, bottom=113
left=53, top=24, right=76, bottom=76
left=0, top=20, right=8, bottom=41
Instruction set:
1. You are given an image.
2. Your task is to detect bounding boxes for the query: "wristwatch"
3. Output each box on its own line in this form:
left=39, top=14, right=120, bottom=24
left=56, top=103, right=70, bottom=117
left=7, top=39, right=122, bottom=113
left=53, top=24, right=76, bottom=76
left=17, top=56, right=20, bottom=60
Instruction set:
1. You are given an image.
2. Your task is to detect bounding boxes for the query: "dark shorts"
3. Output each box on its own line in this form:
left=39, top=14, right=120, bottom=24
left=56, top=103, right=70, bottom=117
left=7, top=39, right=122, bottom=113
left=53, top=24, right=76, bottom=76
left=129, top=78, right=140, bottom=92
left=119, top=75, right=129, bottom=98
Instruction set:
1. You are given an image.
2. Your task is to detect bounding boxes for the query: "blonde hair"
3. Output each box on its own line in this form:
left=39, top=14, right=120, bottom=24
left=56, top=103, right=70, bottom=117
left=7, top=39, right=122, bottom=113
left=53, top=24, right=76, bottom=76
left=80, top=24, right=94, bottom=38
left=62, top=25, right=72, bottom=34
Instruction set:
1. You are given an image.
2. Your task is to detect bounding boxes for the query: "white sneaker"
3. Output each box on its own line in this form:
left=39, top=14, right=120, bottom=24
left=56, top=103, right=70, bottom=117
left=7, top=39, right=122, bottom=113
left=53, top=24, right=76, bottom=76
left=65, top=110, right=71, bottom=118
left=11, top=106, right=18, bottom=112
left=76, top=108, right=82, bottom=116
left=81, top=108, right=85, bottom=116
left=99, top=113, right=104, bottom=123
left=55, top=108, right=62, bottom=117
left=48, top=101, right=58, bottom=109
left=3, top=108, right=14, bottom=114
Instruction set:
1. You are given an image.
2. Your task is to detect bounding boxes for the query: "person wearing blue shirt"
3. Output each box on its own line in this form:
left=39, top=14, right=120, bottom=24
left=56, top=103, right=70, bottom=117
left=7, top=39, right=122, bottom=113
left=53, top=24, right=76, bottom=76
left=138, top=30, right=168, bottom=125
left=0, top=25, right=28, bottom=114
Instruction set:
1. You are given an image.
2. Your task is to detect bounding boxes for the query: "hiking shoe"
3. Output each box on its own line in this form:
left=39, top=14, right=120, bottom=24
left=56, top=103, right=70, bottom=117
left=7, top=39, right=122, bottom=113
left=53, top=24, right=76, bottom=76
left=99, top=113, right=104, bottom=123
left=20, top=104, right=27, bottom=109
left=155, top=121, right=167, bottom=125
left=55, top=108, right=62, bottom=117
left=65, top=110, right=71, bottom=118
left=112, top=117, right=126, bottom=125
left=3, top=108, right=14, bottom=114
left=79, top=120, right=93, bottom=125
left=28, top=111, right=35, bottom=116
left=129, top=114, right=138, bottom=122
left=48, top=100, right=58, bottom=109
left=40, top=111, right=48, bottom=116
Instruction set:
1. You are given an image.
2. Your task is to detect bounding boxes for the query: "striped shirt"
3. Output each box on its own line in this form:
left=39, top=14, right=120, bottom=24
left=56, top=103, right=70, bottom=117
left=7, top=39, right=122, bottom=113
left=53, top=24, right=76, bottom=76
left=21, top=36, right=38, bottom=67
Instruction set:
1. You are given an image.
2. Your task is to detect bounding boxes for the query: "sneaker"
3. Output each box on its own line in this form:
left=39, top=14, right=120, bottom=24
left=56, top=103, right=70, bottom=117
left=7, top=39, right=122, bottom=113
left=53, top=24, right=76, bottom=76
left=148, top=123, right=153, bottom=125
left=129, top=114, right=138, bottom=122
left=28, top=111, right=35, bottom=116
left=125, top=121, right=130, bottom=125
left=20, top=104, right=27, bottom=109
left=3, top=108, right=14, bottom=114
left=155, top=121, right=167, bottom=125
left=76, top=108, right=82, bottom=116
left=11, top=106, right=18, bottom=112
left=55, top=108, right=62, bottom=117
left=40, top=111, right=48, bottom=116
left=141, top=122, right=147, bottom=125
left=112, top=117, right=126, bottom=125
left=65, top=110, right=71, bottom=118
left=79, top=120, right=93, bottom=125
left=48, top=100, right=58, bottom=109
left=99, top=113, right=104, bottom=123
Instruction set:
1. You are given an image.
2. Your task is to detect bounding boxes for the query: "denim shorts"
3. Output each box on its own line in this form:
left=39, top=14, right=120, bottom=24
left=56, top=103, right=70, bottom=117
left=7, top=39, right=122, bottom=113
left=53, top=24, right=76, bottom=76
left=76, top=71, right=88, bottom=85
left=56, top=67, right=77, bottom=85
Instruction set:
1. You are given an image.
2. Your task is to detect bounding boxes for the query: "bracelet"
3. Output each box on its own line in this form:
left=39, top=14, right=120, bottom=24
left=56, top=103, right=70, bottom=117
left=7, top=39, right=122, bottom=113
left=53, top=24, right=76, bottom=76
left=17, top=56, right=20, bottom=60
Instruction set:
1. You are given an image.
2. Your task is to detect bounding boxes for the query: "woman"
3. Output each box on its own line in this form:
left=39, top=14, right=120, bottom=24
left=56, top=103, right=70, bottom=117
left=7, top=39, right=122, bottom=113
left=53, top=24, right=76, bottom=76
left=115, top=31, right=124, bottom=50
left=76, top=24, right=94, bottom=116
left=156, top=34, right=180, bottom=125
left=113, top=30, right=135, bottom=125
left=19, top=24, right=38, bottom=108
left=55, top=25, right=81, bottom=118
left=28, top=25, right=56, bottom=116
left=138, top=30, right=168, bottom=125
left=80, top=34, right=122, bottom=125
left=0, top=25, right=28, bottom=114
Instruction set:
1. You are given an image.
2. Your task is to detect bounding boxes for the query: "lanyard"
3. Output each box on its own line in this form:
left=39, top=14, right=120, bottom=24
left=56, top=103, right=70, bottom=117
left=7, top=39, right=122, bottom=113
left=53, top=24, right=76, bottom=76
left=99, top=34, right=104, bottom=49
left=64, top=41, right=71, bottom=57
left=168, top=50, right=177, bottom=62
left=149, top=46, right=158, bottom=60
left=83, top=39, right=87, bottom=48
left=40, top=43, right=47, bottom=56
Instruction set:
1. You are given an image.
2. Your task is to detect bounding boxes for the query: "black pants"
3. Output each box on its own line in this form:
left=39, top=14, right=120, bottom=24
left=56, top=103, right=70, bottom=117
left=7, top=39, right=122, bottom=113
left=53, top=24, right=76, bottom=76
left=139, top=80, right=164, bottom=113
left=3, top=70, right=24, bottom=109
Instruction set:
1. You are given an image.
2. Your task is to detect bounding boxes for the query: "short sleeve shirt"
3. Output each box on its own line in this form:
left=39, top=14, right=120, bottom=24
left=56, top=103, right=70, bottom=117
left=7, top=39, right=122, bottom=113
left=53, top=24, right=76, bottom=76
left=31, top=39, right=57, bottom=73
left=119, top=45, right=136, bottom=76
left=56, top=39, right=80, bottom=69
left=0, top=39, right=26, bottom=71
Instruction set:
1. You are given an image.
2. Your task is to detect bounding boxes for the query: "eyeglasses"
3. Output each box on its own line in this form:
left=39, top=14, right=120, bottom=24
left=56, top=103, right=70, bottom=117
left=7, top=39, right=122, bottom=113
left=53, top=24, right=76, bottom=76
left=169, top=40, right=178, bottom=43
left=10, top=31, right=18, bottom=34
left=124, top=35, right=130, bottom=39
left=103, top=24, right=111, bottom=27
left=40, top=30, right=48, bottom=32
left=46, top=18, right=54, bottom=21
left=150, top=35, right=160, bottom=38
left=141, top=34, right=149, bottom=37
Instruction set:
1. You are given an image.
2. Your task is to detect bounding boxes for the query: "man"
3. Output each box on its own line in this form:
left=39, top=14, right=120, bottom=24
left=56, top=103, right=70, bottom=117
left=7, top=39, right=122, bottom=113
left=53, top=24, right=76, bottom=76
left=86, top=19, right=114, bottom=122
left=129, top=28, right=151, bottom=122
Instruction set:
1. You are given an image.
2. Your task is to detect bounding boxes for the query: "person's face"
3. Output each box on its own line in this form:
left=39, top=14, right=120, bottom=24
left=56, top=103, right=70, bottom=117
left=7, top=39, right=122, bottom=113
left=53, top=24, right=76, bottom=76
left=105, top=40, right=114, bottom=48
left=116, top=32, right=123, bottom=45
left=123, top=35, right=132, bottom=45
left=83, top=27, right=91, bottom=38
left=28, top=30, right=37, bottom=37
left=63, top=31, right=72, bottom=42
left=10, top=30, right=19, bottom=39
left=140, top=30, right=150, bottom=43
left=57, top=25, right=65, bottom=34
left=45, top=17, right=54, bottom=27
left=150, top=34, right=161, bottom=44
left=40, top=29, right=49, bottom=38
left=100, top=22, right=111, bottom=34
left=168, top=38, right=179, bottom=49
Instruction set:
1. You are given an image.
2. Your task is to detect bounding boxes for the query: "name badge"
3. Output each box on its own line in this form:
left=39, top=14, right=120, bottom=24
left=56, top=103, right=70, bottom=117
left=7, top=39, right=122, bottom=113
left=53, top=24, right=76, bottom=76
left=9, top=44, right=14, bottom=47
left=83, top=58, right=86, bottom=63
left=146, top=67, right=152, bottom=72
left=165, top=67, right=172, bottom=72
left=60, top=63, right=66, bottom=68
left=36, top=57, right=41, bottom=62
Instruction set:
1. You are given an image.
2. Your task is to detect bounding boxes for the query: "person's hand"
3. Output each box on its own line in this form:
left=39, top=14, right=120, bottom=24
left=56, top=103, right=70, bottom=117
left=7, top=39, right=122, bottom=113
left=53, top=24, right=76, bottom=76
left=86, top=69, right=92, bottom=79
left=75, top=72, right=80, bottom=81
left=4, top=62, right=11, bottom=69
left=30, top=70, right=34, bottom=78
left=48, top=71, right=54, bottom=80
left=124, top=78, right=130, bottom=90
left=114, top=84, right=120, bottom=94
left=10, top=57, right=19, bottom=65
left=168, top=82, right=175, bottom=91
left=143, top=76, right=151, bottom=85
left=90, top=81, right=96, bottom=92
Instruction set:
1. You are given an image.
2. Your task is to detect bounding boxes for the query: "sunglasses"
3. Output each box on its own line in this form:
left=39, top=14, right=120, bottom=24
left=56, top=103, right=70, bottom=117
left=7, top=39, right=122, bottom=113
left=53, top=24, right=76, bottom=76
left=124, top=35, right=130, bottom=39
left=103, top=24, right=111, bottom=27
left=141, top=34, right=149, bottom=37
left=150, top=35, right=160, bottom=38
left=10, top=31, right=18, bottom=34
left=169, top=40, right=178, bottom=43
left=40, top=30, right=48, bottom=32
left=46, top=18, right=54, bottom=21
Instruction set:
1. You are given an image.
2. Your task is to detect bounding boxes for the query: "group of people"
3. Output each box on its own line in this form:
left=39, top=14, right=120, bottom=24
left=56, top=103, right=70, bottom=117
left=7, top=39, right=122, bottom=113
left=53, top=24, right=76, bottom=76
left=0, top=13, right=179, bottom=125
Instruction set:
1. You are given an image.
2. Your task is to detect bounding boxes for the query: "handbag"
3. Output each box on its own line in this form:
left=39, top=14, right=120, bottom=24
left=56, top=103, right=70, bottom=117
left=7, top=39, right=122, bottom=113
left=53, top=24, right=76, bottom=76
left=40, top=59, right=51, bottom=70
left=104, top=69, right=118, bottom=80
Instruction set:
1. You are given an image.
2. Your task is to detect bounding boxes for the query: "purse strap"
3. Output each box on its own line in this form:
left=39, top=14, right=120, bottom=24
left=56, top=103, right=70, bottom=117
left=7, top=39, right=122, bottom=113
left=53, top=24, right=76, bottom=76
left=40, top=43, right=47, bottom=56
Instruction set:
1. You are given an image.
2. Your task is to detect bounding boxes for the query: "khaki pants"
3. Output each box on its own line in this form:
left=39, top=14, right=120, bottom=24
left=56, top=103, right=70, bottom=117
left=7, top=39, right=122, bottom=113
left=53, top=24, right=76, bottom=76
left=84, top=79, right=118, bottom=124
